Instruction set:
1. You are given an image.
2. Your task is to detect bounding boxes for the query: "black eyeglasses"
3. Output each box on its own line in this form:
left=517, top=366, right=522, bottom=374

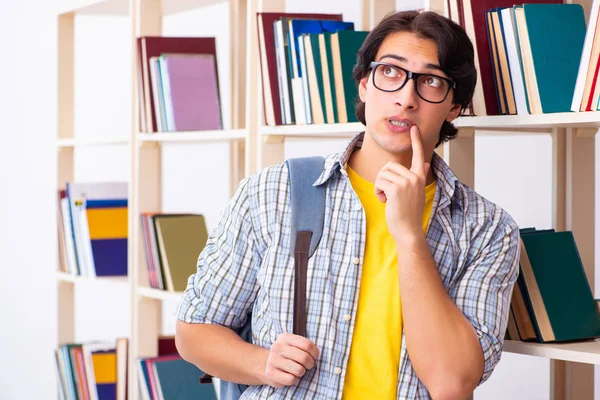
left=368, top=61, right=456, bottom=104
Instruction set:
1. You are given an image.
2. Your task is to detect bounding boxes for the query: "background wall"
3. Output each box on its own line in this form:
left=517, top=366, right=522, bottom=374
left=0, top=0, right=597, bottom=399
left=0, top=1, right=58, bottom=399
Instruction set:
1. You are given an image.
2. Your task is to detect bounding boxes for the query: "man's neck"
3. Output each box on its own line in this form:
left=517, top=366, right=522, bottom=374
left=347, top=133, right=436, bottom=184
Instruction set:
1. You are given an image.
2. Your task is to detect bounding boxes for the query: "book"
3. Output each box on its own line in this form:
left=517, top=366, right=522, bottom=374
left=137, top=37, right=218, bottom=132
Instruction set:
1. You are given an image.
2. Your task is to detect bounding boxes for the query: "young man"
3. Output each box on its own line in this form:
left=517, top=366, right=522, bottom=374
left=175, top=9, right=520, bottom=400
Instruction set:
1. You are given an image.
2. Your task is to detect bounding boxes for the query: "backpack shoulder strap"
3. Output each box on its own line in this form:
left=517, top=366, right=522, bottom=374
left=286, top=156, right=326, bottom=258
left=286, top=156, right=326, bottom=338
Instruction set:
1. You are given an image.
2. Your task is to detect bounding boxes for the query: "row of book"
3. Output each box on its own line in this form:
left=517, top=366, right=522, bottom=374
left=133, top=4, right=600, bottom=130
left=448, top=0, right=599, bottom=116
left=56, top=336, right=215, bottom=400
left=257, top=12, right=368, bottom=126
left=504, top=228, right=600, bottom=343
left=136, top=36, right=223, bottom=133
left=57, top=182, right=128, bottom=277
left=57, top=182, right=208, bottom=293
left=485, top=3, right=589, bottom=115
left=55, top=338, right=128, bottom=400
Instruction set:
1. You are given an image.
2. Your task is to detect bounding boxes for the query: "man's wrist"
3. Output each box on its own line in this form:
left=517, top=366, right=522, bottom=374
left=250, top=346, right=270, bottom=385
left=394, top=227, right=425, bottom=249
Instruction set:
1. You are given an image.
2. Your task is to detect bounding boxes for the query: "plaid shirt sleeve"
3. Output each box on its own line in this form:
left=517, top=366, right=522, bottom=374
left=176, top=177, right=261, bottom=329
left=450, top=207, right=521, bottom=385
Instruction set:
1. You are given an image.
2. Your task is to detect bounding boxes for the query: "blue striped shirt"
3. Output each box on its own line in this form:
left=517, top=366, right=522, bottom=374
left=177, top=132, right=521, bottom=399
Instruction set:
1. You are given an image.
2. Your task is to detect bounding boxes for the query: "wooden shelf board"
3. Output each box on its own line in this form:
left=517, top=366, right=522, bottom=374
left=261, top=123, right=365, bottom=138
left=59, top=0, right=128, bottom=15
left=138, top=129, right=246, bottom=144
left=504, top=339, right=600, bottom=364
left=59, top=0, right=227, bottom=16
left=138, top=287, right=184, bottom=302
left=57, top=137, right=129, bottom=148
left=162, top=0, right=228, bottom=16
left=57, top=272, right=128, bottom=286
left=455, top=112, right=600, bottom=130
left=260, top=112, right=600, bottom=139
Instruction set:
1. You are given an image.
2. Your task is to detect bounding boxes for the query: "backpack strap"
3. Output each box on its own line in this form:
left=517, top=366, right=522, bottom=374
left=286, top=156, right=326, bottom=258
left=286, top=156, right=326, bottom=337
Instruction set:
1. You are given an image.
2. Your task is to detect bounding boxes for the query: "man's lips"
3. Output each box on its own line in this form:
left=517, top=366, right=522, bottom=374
left=387, top=117, right=415, bottom=131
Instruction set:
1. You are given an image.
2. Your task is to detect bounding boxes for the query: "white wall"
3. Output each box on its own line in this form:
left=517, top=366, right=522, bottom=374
left=2, top=0, right=597, bottom=398
left=0, top=1, right=58, bottom=399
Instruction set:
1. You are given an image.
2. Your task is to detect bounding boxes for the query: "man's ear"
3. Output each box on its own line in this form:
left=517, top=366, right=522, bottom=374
left=358, top=75, right=369, bottom=102
left=445, top=103, right=462, bottom=122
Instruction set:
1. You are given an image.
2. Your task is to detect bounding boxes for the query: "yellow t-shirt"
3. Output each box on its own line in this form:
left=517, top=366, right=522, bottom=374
left=341, top=165, right=436, bottom=399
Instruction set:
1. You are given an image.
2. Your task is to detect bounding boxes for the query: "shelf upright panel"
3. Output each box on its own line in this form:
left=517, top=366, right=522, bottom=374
left=230, top=0, right=249, bottom=191
left=129, top=0, right=163, bottom=399
left=361, top=0, right=395, bottom=30
left=57, top=9, right=76, bottom=347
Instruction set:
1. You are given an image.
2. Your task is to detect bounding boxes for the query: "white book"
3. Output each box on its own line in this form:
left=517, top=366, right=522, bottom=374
left=501, top=7, right=529, bottom=115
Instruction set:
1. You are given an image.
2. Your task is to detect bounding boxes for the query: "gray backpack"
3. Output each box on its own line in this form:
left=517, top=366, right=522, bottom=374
left=199, top=156, right=326, bottom=399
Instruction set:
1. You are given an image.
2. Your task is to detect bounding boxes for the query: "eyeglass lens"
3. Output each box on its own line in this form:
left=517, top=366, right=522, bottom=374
left=373, top=64, right=450, bottom=103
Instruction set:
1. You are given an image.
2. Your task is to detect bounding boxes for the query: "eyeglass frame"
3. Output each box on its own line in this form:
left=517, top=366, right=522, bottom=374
left=368, top=61, right=457, bottom=104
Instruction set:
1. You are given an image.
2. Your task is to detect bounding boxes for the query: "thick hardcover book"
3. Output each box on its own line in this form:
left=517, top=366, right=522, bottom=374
left=521, top=230, right=600, bottom=343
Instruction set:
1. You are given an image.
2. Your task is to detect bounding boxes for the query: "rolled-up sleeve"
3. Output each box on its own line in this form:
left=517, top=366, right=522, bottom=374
left=451, top=208, right=521, bottom=385
left=176, top=177, right=261, bottom=330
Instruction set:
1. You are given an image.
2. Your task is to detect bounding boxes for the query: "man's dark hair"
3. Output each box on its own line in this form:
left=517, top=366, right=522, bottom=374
left=352, top=10, right=477, bottom=147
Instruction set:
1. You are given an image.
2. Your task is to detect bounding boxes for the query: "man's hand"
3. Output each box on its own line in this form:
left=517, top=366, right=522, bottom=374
left=264, top=333, right=320, bottom=388
left=374, top=125, right=430, bottom=242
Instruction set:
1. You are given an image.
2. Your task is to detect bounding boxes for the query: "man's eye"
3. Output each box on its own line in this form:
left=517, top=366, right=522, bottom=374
left=424, top=76, right=442, bottom=87
left=383, top=67, right=398, bottom=77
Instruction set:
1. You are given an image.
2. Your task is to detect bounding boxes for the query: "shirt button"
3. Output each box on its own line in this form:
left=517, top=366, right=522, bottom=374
left=353, top=257, right=360, bottom=265
left=344, top=314, right=351, bottom=321
left=334, top=367, right=342, bottom=375
left=354, top=203, right=362, bottom=211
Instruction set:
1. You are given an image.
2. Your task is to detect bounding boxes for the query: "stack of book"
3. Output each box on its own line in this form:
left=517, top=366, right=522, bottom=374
left=136, top=336, right=217, bottom=400
left=140, top=213, right=209, bottom=292
left=505, top=228, right=600, bottom=343
left=57, top=182, right=128, bottom=277
left=55, top=338, right=128, bottom=400
left=448, top=0, right=600, bottom=116
left=484, top=3, right=586, bottom=115
left=136, top=36, right=223, bottom=133
left=257, top=12, right=370, bottom=126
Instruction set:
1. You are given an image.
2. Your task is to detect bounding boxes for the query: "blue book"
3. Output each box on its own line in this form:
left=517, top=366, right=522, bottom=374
left=287, top=19, right=354, bottom=80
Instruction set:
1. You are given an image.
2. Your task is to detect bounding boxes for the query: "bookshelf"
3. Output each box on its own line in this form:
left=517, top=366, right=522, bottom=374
left=54, top=0, right=600, bottom=400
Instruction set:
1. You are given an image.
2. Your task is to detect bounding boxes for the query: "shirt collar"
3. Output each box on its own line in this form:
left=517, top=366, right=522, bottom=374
left=312, top=132, right=461, bottom=208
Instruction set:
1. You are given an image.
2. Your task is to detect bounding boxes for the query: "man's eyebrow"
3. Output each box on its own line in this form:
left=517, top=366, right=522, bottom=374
left=378, top=54, right=444, bottom=73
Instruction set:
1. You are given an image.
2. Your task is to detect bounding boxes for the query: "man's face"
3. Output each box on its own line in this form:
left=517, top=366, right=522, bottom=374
left=358, top=31, right=462, bottom=157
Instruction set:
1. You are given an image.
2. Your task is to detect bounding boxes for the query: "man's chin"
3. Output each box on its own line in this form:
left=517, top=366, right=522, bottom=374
left=373, top=132, right=412, bottom=153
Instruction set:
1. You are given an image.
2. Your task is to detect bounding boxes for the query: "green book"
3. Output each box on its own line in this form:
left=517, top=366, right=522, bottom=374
left=330, top=30, right=369, bottom=123
left=523, top=3, right=586, bottom=113
left=321, top=32, right=339, bottom=123
left=308, top=34, right=326, bottom=123
left=521, top=230, right=600, bottom=343
left=154, top=214, right=208, bottom=292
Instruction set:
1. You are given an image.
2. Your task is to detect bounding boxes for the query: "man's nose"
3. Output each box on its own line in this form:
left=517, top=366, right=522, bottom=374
left=392, top=78, right=419, bottom=110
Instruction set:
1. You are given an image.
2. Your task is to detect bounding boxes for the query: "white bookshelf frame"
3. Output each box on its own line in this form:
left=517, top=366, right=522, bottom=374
left=55, top=0, right=599, bottom=399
